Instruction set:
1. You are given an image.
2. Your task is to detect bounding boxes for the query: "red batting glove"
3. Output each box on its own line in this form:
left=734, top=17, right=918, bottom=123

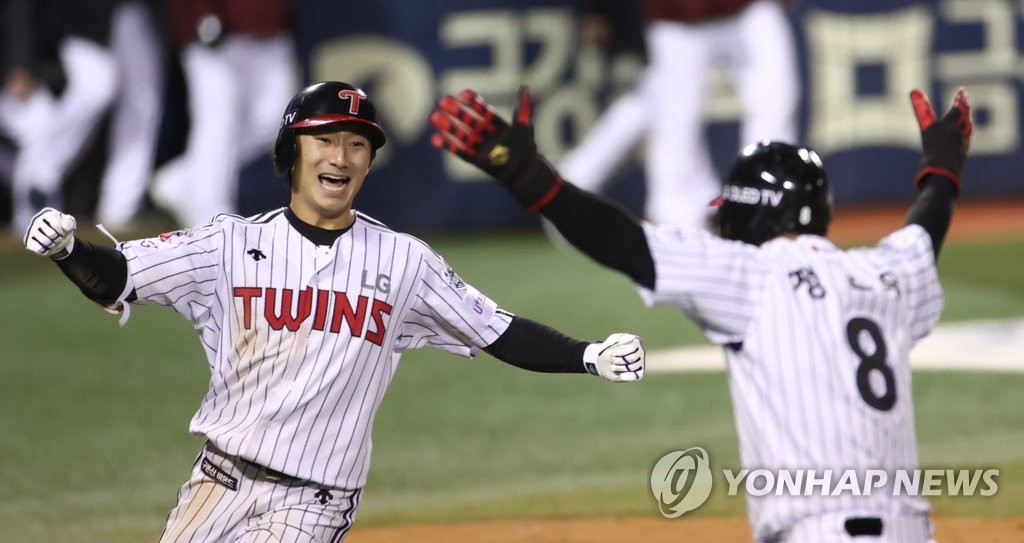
left=910, top=87, right=972, bottom=194
left=429, top=86, right=562, bottom=211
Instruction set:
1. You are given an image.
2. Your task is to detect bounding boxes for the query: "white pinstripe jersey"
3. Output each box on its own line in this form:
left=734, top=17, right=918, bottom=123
left=638, top=224, right=942, bottom=539
left=118, top=209, right=513, bottom=489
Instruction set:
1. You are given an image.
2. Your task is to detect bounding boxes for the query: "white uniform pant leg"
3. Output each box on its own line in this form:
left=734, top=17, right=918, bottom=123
left=778, top=512, right=933, bottom=543
left=164, top=42, right=242, bottom=227
left=11, top=37, right=118, bottom=229
left=96, top=1, right=164, bottom=228
left=643, top=21, right=719, bottom=228
left=0, top=88, right=56, bottom=144
left=161, top=443, right=361, bottom=543
left=731, top=0, right=801, bottom=148
left=558, top=72, right=650, bottom=193
left=224, top=34, right=299, bottom=166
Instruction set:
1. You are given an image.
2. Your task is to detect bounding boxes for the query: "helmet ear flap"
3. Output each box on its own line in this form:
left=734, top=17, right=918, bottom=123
left=273, top=127, right=296, bottom=178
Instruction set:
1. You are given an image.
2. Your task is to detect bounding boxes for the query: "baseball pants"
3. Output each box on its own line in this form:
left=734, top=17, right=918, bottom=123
left=160, top=442, right=361, bottom=543
left=773, top=511, right=934, bottom=543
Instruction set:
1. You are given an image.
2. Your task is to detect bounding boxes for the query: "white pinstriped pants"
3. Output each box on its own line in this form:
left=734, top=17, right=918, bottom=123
left=1, top=36, right=118, bottom=231
left=643, top=0, right=800, bottom=228
left=160, top=442, right=361, bottom=543
left=771, top=511, right=934, bottom=543
left=151, top=34, right=298, bottom=228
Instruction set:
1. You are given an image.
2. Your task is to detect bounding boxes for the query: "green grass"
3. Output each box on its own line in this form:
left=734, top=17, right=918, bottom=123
left=0, top=230, right=1021, bottom=542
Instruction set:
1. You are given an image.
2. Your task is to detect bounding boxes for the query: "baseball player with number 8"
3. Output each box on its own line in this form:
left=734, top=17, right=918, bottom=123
left=430, top=86, right=972, bottom=542
left=23, top=81, right=646, bottom=542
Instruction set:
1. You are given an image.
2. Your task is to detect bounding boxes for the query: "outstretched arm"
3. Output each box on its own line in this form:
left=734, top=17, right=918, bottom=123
left=542, top=183, right=655, bottom=288
left=903, top=88, right=973, bottom=259
left=24, top=208, right=135, bottom=305
left=484, top=316, right=645, bottom=382
left=429, top=87, right=655, bottom=289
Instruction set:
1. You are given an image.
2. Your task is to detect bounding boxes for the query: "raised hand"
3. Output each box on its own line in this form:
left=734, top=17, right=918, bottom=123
left=430, top=86, right=562, bottom=211
left=909, top=87, right=972, bottom=192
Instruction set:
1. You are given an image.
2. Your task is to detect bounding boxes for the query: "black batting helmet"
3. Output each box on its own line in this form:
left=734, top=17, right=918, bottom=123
left=715, top=141, right=832, bottom=246
left=272, top=81, right=387, bottom=176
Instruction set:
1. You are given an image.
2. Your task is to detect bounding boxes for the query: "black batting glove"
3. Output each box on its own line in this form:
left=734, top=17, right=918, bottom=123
left=429, top=86, right=563, bottom=211
left=910, top=87, right=972, bottom=194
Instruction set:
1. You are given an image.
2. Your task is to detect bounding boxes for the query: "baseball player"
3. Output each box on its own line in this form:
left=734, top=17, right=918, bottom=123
left=561, top=0, right=801, bottom=229
left=430, top=86, right=972, bottom=542
left=647, top=0, right=801, bottom=228
left=22, top=81, right=646, bottom=542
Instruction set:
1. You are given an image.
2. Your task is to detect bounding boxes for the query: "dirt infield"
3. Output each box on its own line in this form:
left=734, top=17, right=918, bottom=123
left=828, top=199, right=1024, bottom=245
left=348, top=516, right=1024, bottom=542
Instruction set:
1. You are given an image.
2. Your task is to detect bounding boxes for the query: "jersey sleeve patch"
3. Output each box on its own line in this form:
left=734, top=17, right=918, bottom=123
left=444, top=264, right=467, bottom=294
left=460, top=285, right=496, bottom=324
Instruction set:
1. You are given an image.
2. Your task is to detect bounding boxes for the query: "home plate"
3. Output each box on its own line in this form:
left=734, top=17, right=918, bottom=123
left=648, top=319, right=1024, bottom=373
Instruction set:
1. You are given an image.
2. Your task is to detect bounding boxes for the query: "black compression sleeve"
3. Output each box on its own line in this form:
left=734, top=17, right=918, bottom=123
left=540, top=183, right=656, bottom=289
left=904, top=173, right=958, bottom=259
left=55, top=239, right=134, bottom=304
left=483, top=316, right=588, bottom=373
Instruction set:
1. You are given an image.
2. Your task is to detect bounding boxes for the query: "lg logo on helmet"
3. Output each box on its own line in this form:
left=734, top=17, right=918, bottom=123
left=338, top=89, right=365, bottom=115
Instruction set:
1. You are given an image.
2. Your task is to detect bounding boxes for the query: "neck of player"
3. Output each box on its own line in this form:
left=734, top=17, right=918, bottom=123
left=288, top=202, right=356, bottom=230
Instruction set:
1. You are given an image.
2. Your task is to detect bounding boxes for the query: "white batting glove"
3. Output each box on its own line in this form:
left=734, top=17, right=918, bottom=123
left=584, top=333, right=646, bottom=382
left=24, top=207, right=77, bottom=260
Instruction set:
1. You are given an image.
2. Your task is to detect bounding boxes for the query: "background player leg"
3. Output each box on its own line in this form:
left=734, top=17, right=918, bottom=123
left=96, top=0, right=165, bottom=230
left=731, top=0, right=800, bottom=148
left=228, top=34, right=299, bottom=173
left=11, top=37, right=117, bottom=230
left=151, top=42, right=240, bottom=227
left=643, top=21, right=718, bottom=228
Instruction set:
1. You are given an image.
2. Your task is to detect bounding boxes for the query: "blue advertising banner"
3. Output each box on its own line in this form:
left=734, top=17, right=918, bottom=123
left=240, top=0, right=1024, bottom=231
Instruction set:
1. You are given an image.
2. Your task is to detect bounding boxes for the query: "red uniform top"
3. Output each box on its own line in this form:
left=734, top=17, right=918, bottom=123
left=167, top=0, right=292, bottom=49
left=642, top=0, right=756, bottom=23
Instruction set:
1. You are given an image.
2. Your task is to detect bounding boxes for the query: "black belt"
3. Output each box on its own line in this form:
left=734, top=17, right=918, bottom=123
left=237, top=456, right=302, bottom=483
left=206, top=442, right=302, bottom=483
left=845, top=517, right=883, bottom=537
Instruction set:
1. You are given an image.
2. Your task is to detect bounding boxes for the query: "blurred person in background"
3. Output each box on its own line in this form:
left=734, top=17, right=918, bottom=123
left=558, top=0, right=648, bottom=198
left=546, top=0, right=648, bottom=243
left=555, top=0, right=801, bottom=230
left=151, top=0, right=299, bottom=228
left=95, top=0, right=166, bottom=231
left=0, top=0, right=165, bottom=233
left=647, top=0, right=800, bottom=228
left=1, top=0, right=120, bottom=231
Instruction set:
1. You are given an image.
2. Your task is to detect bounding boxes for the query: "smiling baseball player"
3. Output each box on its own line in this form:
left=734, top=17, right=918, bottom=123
left=23, top=81, right=646, bottom=542
left=430, top=86, right=972, bottom=542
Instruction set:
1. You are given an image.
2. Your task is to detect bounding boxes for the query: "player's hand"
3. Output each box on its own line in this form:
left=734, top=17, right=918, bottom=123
left=910, top=87, right=972, bottom=193
left=23, top=207, right=76, bottom=260
left=584, top=333, right=646, bottom=382
left=429, top=86, right=562, bottom=211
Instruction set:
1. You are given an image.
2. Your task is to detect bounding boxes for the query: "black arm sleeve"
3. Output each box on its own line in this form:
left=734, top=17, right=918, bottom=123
left=903, top=173, right=958, bottom=260
left=55, top=239, right=135, bottom=305
left=540, top=183, right=656, bottom=289
left=482, top=316, right=588, bottom=374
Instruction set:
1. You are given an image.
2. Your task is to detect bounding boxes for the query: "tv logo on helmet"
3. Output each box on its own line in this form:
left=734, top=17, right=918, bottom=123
left=722, top=185, right=784, bottom=207
left=650, top=447, right=714, bottom=518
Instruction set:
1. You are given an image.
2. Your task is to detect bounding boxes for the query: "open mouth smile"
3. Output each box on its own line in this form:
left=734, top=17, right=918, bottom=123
left=319, top=174, right=351, bottom=193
